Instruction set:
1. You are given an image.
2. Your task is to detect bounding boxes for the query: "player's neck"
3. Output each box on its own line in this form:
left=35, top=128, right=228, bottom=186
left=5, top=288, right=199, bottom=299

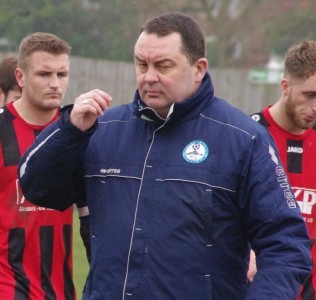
left=269, top=103, right=306, bottom=135
left=13, top=98, right=58, bottom=126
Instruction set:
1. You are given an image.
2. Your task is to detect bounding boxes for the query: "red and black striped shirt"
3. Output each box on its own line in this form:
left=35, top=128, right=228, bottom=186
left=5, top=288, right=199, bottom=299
left=0, top=103, right=74, bottom=300
left=252, top=106, right=316, bottom=300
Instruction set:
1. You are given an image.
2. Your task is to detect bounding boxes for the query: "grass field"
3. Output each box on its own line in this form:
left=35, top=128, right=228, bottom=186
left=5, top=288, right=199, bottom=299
left=73, top=214, right=90, bottom=298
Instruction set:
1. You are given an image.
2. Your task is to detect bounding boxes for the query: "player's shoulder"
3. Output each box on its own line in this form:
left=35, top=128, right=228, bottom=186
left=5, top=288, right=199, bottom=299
left=250, top=111, right=269, bottom=128
left=0, top=105, right=15, bottom=128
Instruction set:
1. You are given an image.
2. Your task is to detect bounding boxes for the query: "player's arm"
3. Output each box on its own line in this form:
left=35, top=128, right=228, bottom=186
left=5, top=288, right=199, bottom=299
left=76, top=204, right=91, bottom=264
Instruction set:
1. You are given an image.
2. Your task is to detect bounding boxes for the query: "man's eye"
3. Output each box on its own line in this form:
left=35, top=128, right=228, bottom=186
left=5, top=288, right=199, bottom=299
left=137, top=64, right=148, bottom=72
left=159, top=63, right=172, bottom=69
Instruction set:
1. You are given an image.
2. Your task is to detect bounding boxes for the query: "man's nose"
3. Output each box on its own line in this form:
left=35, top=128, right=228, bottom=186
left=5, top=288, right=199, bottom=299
left=311, top=99, right=316, bottom=114
left=144, top=67, right=158, bottom=83
left=50, top=74, right=60, bottom=87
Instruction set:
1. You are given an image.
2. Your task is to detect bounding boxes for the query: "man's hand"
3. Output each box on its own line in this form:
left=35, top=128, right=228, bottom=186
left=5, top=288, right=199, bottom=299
left=247, top=249, right=257, bottom=282
left=71, top=89, right=112, bottom=131
left=77, top=206, right=91, bottom=264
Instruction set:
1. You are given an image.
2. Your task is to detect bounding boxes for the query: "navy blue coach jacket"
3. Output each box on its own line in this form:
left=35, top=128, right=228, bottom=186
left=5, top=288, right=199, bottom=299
left=19, top=73, right=312, bottom=299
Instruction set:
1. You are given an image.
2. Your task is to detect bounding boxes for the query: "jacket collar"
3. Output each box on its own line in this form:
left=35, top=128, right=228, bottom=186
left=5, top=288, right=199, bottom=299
left=133, top=72, right=215, bottom=126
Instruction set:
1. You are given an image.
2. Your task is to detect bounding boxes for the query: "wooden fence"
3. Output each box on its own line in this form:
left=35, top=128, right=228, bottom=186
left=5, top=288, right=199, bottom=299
left=1, top=53, right=281, bottom=114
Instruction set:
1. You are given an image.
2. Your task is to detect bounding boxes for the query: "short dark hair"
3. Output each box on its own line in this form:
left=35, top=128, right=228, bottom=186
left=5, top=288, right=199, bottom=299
left=0, top=56, right=20, bottom=95
left=18, top=32, right=71, bottom=70
left=139, top=12, right=205, bottom=65
left=284, top=40, right=316, bottom=80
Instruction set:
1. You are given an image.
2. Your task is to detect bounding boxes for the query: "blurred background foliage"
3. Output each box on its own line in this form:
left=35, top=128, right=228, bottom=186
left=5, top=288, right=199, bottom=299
left=0, top=0, right=316, bottom=68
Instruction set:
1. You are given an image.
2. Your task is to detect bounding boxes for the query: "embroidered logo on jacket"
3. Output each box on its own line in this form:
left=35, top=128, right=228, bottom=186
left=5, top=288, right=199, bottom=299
left=269, top=145, right=279, bottom=165
left=100, top=168, right=121, bottom=174
left=269, top=144, right=296, bottom=209
left=183, top=140, right=209, bottom=164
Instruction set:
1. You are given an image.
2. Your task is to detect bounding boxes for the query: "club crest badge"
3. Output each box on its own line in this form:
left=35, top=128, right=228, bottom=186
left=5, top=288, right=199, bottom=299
left=183, top=140, right=209, bottom=164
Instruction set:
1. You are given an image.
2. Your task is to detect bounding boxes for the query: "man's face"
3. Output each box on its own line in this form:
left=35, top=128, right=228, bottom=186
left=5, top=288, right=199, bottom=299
left=283, top=74, right=316, bottom=131
left=17, top=51, right=69, bottom=111
left=134, top=32, right=206, bottom=118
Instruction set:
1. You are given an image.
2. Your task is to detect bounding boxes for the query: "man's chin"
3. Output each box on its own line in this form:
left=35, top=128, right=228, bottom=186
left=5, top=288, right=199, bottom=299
left=302, top=122, right=316, bottom=130
left=42, top=99, right=62, bottom=109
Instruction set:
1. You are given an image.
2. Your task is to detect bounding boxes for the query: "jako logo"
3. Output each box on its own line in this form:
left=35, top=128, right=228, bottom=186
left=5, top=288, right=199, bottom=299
left=287, top=147, right=303, bottom=153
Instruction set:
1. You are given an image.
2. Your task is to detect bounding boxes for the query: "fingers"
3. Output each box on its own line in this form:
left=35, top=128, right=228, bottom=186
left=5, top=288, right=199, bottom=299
left=70, top=89, right=113, bottom=132
left=75, top=89, right=112, bottom=116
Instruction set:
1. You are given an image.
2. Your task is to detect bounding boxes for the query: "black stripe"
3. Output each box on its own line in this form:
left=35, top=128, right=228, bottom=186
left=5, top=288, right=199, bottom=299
left=0, top=108, right=21, bottom=166
left=301, top=273, right=315, bottom=300
left=301, top=240, right=316, bottom=300
left=287, top=140, right=303, bottom=174
left=63, top=225, right=75, bottom=300
left=40, top=226, right=57, bottom=300
left=8, top=228, right=30, bottom=300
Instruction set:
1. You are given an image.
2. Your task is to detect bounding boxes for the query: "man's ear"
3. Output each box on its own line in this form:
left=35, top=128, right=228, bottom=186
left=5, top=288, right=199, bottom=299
left=15, top=68, right=25, bottom=88
left=280, top=78, right=289, bottom=96
left=195, top=58, right=208, bottom=83
left=0, top=88, right=5, bottom=106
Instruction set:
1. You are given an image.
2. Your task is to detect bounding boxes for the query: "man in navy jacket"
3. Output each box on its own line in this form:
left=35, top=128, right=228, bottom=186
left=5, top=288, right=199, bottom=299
left=18, top=12, right=311, bottom=299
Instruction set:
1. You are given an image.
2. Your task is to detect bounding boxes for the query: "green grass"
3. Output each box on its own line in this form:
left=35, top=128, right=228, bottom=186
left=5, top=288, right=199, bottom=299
left=73, top=214, right=90, bottom=297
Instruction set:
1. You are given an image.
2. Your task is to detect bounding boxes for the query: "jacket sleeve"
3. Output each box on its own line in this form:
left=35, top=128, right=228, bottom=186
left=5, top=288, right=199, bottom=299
left=239, top=129, right=312, bottom=299
left=18, top=108, right=97, bottom=211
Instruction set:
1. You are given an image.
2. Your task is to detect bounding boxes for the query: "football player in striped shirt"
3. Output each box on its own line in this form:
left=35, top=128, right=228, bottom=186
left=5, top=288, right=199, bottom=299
left=0, top=32, right=90, bottom=300
left=249, top=40, right=316, bottom=300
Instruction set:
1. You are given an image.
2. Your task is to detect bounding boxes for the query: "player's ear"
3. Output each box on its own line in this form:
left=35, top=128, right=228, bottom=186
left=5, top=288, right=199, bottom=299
left=15, top=68, right=25, bottom=88
left=0, top=88, right=5, bottom=106
left=280, top=78, right=289, bottom=96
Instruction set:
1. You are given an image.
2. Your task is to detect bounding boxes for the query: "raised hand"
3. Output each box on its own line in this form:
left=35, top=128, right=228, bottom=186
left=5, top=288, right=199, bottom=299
left=71, top=89, right=112, bottom=131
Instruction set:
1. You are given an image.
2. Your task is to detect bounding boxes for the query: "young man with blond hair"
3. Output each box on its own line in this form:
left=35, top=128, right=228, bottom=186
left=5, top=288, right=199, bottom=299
left=0, top=32, right=90, bottom=299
